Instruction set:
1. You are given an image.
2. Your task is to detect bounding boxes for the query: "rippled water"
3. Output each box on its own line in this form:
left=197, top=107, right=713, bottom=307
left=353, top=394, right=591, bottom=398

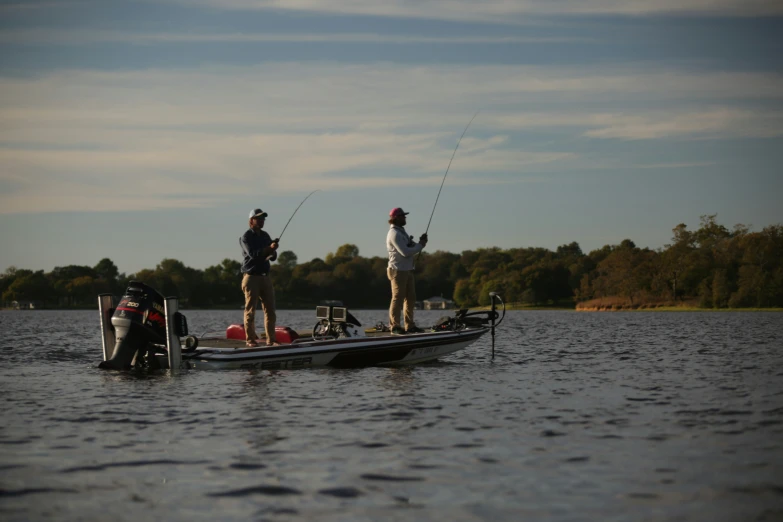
left=1, top=309, right=782, bottom=521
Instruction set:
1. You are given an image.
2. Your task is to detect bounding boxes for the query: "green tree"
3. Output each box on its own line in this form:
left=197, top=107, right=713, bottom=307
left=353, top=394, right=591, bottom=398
left=325, top=244, right=360, bottom=265
left=2, top=270, right=53, bottom=306
left=5, top=218, right=783, bottom=311
left=417, top=250, right=460, bottom=301
left=521, top=264, right=572, bottom=304
left=202, top=258, right=243, bottom=306
left=335, top=244, right=359, bottom=258
left=277, top=251, right=298, bottom=270
left=1, top=266, right=27, bottom=301
left=155, top=258, right=203, bottom=303
left=592, top=242, right=657, bottom=305
left=453, top=278, right=477, bottom=307
left=478, top=279, right=502, bottom=306
left=711, top=269, right=730, bottom=308
left=67, top=276, right=97, bottom=305
left=556, top=242, right=583, bottom=261
left=94, top=258, right=119, bottom=282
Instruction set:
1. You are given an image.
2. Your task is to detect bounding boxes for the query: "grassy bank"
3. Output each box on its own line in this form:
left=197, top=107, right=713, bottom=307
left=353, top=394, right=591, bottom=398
left=468, top=297, right=783, bottom=312
left=575, top=297, right=782, bottom=312
left=468, top=300, right=575, bottom=311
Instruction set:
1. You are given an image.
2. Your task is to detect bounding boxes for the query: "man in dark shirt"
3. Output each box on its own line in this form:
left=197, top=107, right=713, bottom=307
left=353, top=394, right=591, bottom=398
left=240, top=209, right=280, bottom=347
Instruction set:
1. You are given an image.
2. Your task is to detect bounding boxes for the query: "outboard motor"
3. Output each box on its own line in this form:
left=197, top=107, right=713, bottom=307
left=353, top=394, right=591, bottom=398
left=99, top=281, right=167, bottom=370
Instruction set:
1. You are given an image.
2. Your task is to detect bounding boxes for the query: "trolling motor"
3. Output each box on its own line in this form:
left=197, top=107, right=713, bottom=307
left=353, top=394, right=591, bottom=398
left=488, top=292, right=504, bottom=359
left=431, top=293, right=505, bottom=358
left=99, top=281, right=188, bottom=370
left=313, top=306, right=365, bottom=339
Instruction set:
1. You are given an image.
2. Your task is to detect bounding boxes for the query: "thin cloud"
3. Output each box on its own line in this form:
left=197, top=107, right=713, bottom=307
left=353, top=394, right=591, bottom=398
left=493, top=109, right=783, bottom=139
left=0, top=1, right=84, bottom=10
left=581, top=109, right=783, bottom=140
left=172, top=0, right=783, bottom=20
left=635, top=161, right=716, bottom=169
left=0, top=135, right=571, bottom=213
left=1, top=63, right=780, bottom=214
left=0, top=29, right=588, bottom=46
left=3, top=64, right=781, bottom=129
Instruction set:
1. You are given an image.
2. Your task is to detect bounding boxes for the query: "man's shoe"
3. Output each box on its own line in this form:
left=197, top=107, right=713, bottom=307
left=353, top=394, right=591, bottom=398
left=406, top=326, right=425, bottom=334
left=390, top=326, right=406, bottom=335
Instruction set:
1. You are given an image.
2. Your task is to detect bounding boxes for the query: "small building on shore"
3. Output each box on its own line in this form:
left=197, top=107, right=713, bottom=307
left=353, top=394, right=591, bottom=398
left=423, top=296, right=455, bottom=310
left=11, top=300, right=39, bottom=310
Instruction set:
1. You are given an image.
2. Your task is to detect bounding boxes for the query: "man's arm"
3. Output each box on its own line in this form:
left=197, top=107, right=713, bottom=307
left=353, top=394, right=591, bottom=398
left=241, top=233, right=276, bottom=259
left=240, top=234, right=255, bottom=258
left=261, top=232, right=279, bottom=261
left=389, top=229, right=423, bottom=258
left=267, top=241, right=278, bottom=261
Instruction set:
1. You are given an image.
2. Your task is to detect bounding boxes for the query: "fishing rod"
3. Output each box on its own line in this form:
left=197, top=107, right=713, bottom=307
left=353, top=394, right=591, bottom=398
left=423, top=111, right=479, bottom=236
left=413, top=112, right=478, bottom=263
left=277, top=189, right=320, bottom=241
left=265, top=189, right=320, bottom=260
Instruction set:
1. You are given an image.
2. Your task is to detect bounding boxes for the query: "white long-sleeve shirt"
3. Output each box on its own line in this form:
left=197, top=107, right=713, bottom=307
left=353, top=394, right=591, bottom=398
left=386, top=225, right=423, bottom=271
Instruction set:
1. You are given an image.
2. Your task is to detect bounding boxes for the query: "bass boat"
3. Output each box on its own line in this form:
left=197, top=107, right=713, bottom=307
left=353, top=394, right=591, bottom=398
left=97, top=282, right=505, bottom=371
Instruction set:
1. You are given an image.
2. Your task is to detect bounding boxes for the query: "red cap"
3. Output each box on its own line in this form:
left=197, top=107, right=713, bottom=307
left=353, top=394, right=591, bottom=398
left=389, top=207, right=409, bottom=218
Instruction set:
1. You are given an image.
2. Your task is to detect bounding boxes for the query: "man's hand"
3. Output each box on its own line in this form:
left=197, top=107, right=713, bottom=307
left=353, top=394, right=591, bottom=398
left=263, top=240, right=280, bottom=258
left=419, top=233, right=428, bottom=247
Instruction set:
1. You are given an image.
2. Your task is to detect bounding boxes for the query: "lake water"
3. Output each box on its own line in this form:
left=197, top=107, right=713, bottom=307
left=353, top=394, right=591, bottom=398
left=1, top=309, right=782, bottom=521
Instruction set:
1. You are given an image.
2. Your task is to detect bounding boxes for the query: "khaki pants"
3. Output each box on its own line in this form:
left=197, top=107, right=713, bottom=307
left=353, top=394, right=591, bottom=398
left=242, top=274, right=276, bottom=343
left=388, top=268, right=416, bottom=330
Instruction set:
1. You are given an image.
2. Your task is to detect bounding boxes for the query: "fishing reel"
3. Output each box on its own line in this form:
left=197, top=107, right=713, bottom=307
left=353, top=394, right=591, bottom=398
left=373, top=321, right=391, bottom=332
left=405, top=232, right=428, bottom=248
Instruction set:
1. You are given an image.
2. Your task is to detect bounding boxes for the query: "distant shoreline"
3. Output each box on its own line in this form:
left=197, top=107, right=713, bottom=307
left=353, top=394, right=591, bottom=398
left=574, top=306, right=783, bottom=313
left=474, top=301, right=783, bottom=312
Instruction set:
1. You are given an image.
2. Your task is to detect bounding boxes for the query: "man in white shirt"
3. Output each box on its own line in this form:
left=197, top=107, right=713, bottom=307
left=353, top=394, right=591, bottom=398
left=386, top=207, right=428, bottom=334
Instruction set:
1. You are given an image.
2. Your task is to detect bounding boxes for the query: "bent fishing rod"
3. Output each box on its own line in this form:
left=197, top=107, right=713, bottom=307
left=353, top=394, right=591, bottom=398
left=415, top=112, right=478, bottom=260
left=265, top=189, right=320, bottom=260
left=423, top=111, right=479, bottom=236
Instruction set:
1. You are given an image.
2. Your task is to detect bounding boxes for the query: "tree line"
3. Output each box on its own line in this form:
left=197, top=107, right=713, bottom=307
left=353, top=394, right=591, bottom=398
left=2, top=215, right=782, bottom=309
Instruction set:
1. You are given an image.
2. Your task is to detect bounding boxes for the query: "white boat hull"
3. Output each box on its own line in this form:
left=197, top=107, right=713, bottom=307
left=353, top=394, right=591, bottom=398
left=154, top=328, right=488, bottom=370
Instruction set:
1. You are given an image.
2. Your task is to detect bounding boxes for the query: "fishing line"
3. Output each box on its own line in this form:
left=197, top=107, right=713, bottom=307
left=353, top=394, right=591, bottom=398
left=414, top=112, right=478, bottom=265
left=276, top=189, right=320, bottom=241
left=423, top=111, right=479, bottom=236
left=265, top=189, right=320, bottom=260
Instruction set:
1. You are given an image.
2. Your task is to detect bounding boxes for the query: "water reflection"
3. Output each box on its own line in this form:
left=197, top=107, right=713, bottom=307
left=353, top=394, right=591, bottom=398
left=381, top=367, right=416, bottom=392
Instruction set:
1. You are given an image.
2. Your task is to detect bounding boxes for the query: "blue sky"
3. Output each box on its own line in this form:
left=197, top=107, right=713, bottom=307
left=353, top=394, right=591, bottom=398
left=1, top=0, right=782, bottom=275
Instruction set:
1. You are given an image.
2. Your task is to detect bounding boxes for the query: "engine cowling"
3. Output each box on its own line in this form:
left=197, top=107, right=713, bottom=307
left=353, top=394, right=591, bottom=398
left=99, top=281, right=166, bottom=370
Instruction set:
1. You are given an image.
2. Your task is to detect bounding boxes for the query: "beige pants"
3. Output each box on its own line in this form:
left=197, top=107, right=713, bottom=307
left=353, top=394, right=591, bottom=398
left=388, top=268, right=416, bottom=330
left=242, top=274, right=276, bottom=343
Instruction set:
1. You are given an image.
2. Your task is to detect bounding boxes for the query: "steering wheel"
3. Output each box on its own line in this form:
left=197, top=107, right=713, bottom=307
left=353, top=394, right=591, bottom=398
left=312, top=319, right=332, bottom=339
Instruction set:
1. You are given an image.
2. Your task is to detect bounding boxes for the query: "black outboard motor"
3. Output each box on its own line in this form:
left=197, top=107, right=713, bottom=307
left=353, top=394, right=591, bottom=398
left=99, top=281, right=166, bottom=370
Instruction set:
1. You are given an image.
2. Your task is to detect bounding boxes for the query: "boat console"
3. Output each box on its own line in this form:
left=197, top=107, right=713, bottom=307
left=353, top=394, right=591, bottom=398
left=313, top=305, right=365, bottom=339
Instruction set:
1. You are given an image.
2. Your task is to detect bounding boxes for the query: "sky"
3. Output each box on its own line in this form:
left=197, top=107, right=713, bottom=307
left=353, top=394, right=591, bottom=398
left=1, top=0, right=782, bottom=275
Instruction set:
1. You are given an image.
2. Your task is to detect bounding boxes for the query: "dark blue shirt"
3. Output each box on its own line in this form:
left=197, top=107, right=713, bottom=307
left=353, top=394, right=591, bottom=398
left=240, top=228, right=277, bottom=275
